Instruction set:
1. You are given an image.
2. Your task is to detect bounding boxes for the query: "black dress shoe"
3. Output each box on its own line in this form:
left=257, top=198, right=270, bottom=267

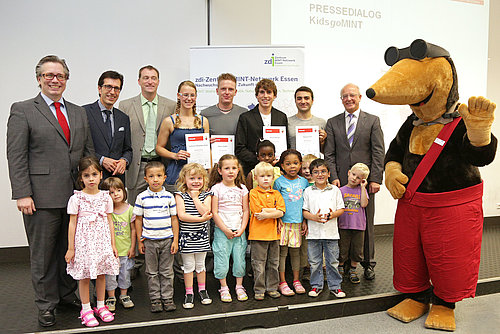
left=38, top=309, right=56, bottom=327
left=364, top=266, right=375, bottom=280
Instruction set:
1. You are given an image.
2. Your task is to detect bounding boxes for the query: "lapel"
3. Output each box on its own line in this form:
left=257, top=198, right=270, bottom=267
left=251, top=106, right=264, bottom=135
left=65, top=99, right=78, bottom=149
left=133, top=94, right=145, bottom=132
left=156, top=95, right=166, bottom=132
left=352, top=110, right=366, bottom=148
left=34, top=94, right=69, bottom=145
left=337, top=113, right=350, bottom=148
left=89, top=101, right=112, bottom=148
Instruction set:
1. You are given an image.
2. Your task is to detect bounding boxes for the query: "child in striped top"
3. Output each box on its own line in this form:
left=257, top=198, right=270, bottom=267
left=134, top=161, right=179, bottom=313
left=175, top=163, right=213, bottom=309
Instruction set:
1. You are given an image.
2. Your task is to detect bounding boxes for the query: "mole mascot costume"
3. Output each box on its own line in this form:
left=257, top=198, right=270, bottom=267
left=366, top=39, right=497, bottom=331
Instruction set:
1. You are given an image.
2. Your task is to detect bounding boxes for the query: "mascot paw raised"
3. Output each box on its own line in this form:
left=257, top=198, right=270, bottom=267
left=368, top=39, right=497, bottom=331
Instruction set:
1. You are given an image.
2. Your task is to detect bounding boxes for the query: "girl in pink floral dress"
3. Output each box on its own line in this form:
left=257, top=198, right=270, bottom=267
left=65, top=157, right=119, bottom=327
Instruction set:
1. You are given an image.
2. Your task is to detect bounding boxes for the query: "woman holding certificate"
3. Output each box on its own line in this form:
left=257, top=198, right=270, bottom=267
left=156, top=81, right=210, bottom=193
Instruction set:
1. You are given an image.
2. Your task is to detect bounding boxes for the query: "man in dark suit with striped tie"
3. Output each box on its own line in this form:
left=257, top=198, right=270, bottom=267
left=324, top=83, right=385, bottom=280
left=84, top=71, right=132, bottom=185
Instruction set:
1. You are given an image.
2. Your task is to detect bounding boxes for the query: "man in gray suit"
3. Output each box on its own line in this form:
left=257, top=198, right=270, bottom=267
left=118, top=65, right=175, bottom=205
left=7, top=55, right=94, bottom=326
left=324, top=83, right=385, bottom=280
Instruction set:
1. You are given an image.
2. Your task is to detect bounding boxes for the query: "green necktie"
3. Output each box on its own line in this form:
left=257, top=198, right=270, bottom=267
left=143, top=101, right=156, bottom=154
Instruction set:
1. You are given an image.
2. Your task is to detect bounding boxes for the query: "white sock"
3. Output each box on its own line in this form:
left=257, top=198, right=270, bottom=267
left=97, top=300, right=105, bottom=309
left=82, top=303, right=92, bottom=312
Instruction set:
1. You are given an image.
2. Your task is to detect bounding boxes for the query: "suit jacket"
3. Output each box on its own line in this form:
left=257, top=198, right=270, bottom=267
left=235, top=105, right=289, bottom=175
left=7, top=93, right=94, bottom=208
left=324, top=110, right=385, bottom=186
left=83, top=101, right=133, bottom=183
left=118, top=94, right=175, bottom=189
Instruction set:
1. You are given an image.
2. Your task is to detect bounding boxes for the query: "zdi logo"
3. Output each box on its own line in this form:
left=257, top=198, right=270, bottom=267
left=264, top=53, right=275, bottom=66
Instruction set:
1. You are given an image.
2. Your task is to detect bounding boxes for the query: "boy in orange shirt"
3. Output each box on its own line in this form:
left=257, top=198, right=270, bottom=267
left=249, top=162, right=286, bottom=301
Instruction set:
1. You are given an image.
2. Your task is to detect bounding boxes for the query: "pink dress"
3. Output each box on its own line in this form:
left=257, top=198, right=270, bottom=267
left=66, top=190, right=119, bottom=280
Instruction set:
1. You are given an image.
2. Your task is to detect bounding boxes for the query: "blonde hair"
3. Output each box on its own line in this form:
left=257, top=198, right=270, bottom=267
left=176, top=163, right=208, bottom=193
left=351, top=163, right=370, bottom=179
left=208, top=154, right=245, bottom=189
left=302, top=154, right=318, bottom=164
left=254, top=161, right=274, bottom=176
left=174, top=80, right=201, bottom=129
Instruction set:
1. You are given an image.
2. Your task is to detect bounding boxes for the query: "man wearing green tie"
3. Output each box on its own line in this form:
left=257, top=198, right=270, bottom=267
left=119, top=65, right=176, bottom=206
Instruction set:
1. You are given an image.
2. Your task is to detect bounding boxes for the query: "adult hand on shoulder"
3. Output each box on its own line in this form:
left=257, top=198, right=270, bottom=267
left=17, top=196, right=36, bottom=215
left=332, top=179, right=341, bottom=187
left=369, top=182, right=380, bottom=194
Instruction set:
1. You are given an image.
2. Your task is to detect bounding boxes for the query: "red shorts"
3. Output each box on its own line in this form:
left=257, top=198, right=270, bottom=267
left=393, top=182, right=483, bottom=303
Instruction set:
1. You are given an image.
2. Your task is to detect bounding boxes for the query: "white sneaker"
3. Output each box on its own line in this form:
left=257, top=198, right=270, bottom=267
left=331, top=289, right=346, bottom=298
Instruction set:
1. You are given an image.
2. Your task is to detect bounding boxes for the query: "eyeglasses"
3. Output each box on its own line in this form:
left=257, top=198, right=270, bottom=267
left=101, top=84, right=121, bottom=92
left=41, top=73, right=67, bottom=81
left=179, top=93, right=196, bottom=99
left=312, top=170, right=329, bottom=175
left=341, top=93, right=359, bottom=100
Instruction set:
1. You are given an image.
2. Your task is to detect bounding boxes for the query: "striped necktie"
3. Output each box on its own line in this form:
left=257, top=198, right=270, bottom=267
left=347, top=113, right=355, bottom=146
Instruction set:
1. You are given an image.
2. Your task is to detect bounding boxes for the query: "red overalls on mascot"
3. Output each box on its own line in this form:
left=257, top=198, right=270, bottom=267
left=367, top=39, right=497, bottom=331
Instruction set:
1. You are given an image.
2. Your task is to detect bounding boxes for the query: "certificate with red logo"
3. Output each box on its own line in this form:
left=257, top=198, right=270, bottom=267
left=211, top=135, right=234, bottom=166
left=263, top=126, right=287, bottom=158
left=185, top=133, right=211, bottom=168
left=296, top=126, right=320, bottom=157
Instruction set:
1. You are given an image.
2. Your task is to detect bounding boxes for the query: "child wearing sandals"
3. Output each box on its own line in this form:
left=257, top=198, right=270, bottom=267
left=65, top=157, right=120, bottom=327
left=249, top=162, right=286, bottom=300
left=175, top=163, right=213, bottom=309
left=273, top=149, right=309, bottom=296
left=101, top=177, right=136, bottom=312
left=209, top=154, right=250, bottom=302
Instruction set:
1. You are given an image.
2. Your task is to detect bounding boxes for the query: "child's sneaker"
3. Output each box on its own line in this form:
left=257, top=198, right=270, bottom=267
left=267, top=290, right=281, bottom=298
left=293, top=280, right=306, bottom=294
left=279, top=282, right=295, bottom=296
left=199, top=290, right=212, bottom=305
left=219, top=287, right=232, bottom=303
left=151, top=299, right=163, bottom=313
left=338, top=265, right=345, bottom=276
left=163, top=299, right=176, bottom=312
left=349, top=269, right=360, bottom=284
left=105, top=296, right=116, bottom=312
left=183, top=294, right=195, bottom=309
left=308, top=288, right=323, bottom=297
left=119, top=295, right=135, bottom=308
left=331, top=289, right=346, bottom=298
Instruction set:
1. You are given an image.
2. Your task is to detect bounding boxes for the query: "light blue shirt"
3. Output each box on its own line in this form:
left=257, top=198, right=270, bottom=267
left=273, top=175, right=309, bottom=224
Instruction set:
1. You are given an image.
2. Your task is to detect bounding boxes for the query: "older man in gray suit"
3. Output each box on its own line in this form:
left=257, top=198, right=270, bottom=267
left=7, top=55, right=94, bottom=326
left=118, top=65, right=175, bottom=206
left=324, top=83, right=385, bottom=280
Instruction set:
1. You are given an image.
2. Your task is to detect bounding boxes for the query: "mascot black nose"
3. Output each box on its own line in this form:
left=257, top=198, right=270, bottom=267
left=366, top=88, right=376, bottom=99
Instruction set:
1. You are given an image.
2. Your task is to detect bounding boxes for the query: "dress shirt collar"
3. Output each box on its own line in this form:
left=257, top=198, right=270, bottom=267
left=311, top=183, right=333, bottom=191
left=345, top=108, right=360, bottom=120
left=98, top=99, right=114, bottom=113
left=41, top=92, right=64, bottom=108
left=141, top=94, right=158, bottom=106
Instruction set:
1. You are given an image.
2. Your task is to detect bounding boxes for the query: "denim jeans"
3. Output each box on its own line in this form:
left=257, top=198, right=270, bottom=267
left=308, top=239, right=342, bottom=290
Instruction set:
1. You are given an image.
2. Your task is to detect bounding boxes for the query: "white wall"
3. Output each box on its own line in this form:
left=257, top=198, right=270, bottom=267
left=0, top=0, right=207, bottom=247
left=1, top=0, right=499, bottom=247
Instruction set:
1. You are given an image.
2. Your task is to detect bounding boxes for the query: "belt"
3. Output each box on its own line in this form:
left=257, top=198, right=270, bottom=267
left=141, top=156, right=161, bottom=162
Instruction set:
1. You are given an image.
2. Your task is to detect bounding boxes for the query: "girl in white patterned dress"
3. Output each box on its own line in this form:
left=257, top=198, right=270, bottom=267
left=65, top=157, right=119, bottom=327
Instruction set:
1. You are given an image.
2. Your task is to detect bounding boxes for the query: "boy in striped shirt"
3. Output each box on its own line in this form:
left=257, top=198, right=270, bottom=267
left=134, top=161, right=179, bottom=313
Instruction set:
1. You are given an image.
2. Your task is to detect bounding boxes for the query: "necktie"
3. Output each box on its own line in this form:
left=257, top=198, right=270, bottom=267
left=347, top=113, right=355, bottom=147
left=144, top=101, right=156, bottom=153
left=54, top=102, right=70, bottom=145
left=103, top=110, right=113, bottom=143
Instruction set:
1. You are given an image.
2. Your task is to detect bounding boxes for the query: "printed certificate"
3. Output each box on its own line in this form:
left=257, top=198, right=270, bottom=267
left=295, top=126, right=320, bottom=157
left=263, top=126, right=287, bottom=158
left=185, top=133, right=211, bottom=168
left=211, top=135, right=235, bottom=166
